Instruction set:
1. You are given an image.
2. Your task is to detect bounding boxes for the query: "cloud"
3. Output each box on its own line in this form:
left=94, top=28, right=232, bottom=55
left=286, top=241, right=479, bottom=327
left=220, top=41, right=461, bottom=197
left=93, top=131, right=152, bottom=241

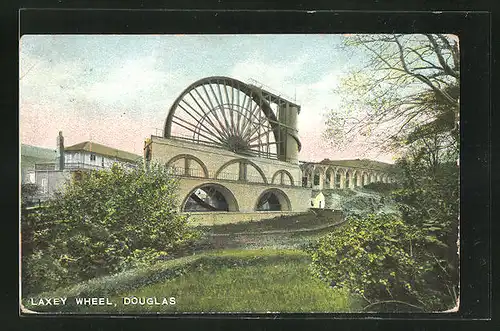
left=19, top=35, right=395, bottom=164
left=87, top=55, right=172, bottom=106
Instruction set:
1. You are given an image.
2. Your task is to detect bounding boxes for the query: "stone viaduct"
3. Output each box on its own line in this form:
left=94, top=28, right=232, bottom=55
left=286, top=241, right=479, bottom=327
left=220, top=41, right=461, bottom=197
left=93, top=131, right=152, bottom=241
left=145, top=76, right=396, bottom=224
left=300, top=160, right=396, bottom=191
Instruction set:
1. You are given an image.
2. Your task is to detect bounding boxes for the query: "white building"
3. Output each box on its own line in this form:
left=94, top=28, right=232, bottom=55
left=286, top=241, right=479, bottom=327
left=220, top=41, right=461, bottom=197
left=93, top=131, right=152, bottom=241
left=63, top=141, right=142, bottom=170
left=27, top=132, right=142, bottom=201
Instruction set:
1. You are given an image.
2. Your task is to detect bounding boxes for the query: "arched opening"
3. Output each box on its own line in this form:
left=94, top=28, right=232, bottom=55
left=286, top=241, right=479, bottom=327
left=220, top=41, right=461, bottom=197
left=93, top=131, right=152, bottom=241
left=312, top=167, right=323, bottom=189
left=215, top=158, right=268, bottom=184
left=325, top=167, right=335, bottom=189
left=255, top=188, right=291, bottom=211
left=165, top=154, right=209, bottom=178
left=183, top=183, right=238, bottom=212
left=353, top=171, right=362, bottom=187
left=302, top=167, right=313, bottom=188
left=362, top=172, right=369, bottom=186
left=345, top=171, right=351, bottom=188
left=271, top=170, right=294, bottom=186
left=335, top=168, right=345, bottom=188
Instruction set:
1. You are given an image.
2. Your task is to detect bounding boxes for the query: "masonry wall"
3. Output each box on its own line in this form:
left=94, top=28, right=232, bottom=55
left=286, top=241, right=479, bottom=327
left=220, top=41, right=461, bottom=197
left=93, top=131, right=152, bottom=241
left=150, top=136, right=302, bottom=185
left=186, top=211, right=306, bottom=226
left=35, top=170, right=71, bottom=198
left=175, top=176, right=312, bottom=213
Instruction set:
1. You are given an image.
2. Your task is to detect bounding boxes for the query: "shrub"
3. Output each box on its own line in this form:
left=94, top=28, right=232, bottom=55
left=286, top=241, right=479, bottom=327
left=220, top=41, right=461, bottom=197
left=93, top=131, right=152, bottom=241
left=22, top=163, right=200, bottom=294
left=391, top=159, right=459, bottom=310
left=21, top=183, right=40, bottom=206
left=363, top=182, right=398, bottom=194
left=307, top=213, right=435, bottom=310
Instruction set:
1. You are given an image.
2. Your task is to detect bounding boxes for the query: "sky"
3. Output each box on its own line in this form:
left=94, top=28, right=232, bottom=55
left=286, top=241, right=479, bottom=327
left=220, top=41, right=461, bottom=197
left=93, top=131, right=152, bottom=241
left=19, top=34, right=395, bottom=163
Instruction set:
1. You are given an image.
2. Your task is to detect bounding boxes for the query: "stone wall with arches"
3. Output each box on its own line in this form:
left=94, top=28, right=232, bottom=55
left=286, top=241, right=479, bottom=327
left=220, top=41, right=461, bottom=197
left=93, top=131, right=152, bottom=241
left=299, top=161, right=396, bottom=190
left=176, top=177, right=310, bottom=213
left=149, top=136, right=311, bottom=218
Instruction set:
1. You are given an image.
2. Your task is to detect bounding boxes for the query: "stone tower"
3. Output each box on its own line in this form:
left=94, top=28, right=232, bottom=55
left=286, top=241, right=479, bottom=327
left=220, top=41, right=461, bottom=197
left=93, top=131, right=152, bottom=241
left=56, top=131, right=65, bottom=170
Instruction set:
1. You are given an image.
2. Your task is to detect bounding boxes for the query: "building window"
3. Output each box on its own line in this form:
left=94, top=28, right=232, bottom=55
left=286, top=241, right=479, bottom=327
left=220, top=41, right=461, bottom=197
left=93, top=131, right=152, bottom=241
left=101, top=156, right=105, bottom=167
left=313, top=174, right=320, bottom=185
left=90, top=154, right=96, bottom=161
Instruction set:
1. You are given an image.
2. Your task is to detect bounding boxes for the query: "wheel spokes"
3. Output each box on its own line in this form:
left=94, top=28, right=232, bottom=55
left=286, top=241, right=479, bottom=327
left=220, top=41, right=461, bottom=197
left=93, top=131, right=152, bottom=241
left=169, top=79, right=279, bottom=158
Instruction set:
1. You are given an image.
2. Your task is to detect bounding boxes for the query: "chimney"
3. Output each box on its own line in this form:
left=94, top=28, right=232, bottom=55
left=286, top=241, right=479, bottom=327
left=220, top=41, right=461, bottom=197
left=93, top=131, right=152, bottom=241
left=56, top=131, right=65, bottom=170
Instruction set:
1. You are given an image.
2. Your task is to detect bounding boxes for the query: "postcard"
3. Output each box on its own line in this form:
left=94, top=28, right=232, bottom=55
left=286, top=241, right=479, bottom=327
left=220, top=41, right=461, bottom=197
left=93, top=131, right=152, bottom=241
left=19, top=34, right=460, bottom=314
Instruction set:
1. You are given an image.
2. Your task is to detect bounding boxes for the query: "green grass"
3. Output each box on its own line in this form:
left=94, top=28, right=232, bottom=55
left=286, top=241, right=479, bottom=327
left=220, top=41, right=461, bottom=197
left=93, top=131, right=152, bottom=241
left=23, top=249, right=362, bottom=314
left=114, top=260, right=359, bottom=313
left=195, top=211, right=343, bottom=235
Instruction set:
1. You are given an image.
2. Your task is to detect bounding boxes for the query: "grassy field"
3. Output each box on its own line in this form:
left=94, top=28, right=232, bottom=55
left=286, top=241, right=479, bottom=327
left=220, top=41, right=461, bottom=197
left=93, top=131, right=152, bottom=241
left=23, top=249, right=363, bottom=314
left=195, top=210, right=343, bottom=234
left=22, top=211, right=363, bottom=314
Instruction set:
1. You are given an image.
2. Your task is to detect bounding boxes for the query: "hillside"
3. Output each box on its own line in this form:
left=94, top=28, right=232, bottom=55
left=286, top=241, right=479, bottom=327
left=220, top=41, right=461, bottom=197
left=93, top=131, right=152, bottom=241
left=21, top=144, right=57, bottom=168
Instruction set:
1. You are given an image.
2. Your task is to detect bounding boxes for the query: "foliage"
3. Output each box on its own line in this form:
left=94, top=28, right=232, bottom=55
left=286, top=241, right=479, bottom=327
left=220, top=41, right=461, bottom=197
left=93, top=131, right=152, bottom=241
left=362, top=182, right=399, bottom=194
left=21, top=183, right=40, bottom=206
left=315, top=33, right=460, bottom=311
left=197, top=211, right=340, bottom=234
left=391, top=152, right=459, bottom=307
left=22, top=163, right=199, bottom=295
left=307, top=155, right=459, bottom=311
left=307, top=213, right=436, bottom=310
left=324, top=34, right=459, bottom=154
left=23, top=249, right=362, bottom=313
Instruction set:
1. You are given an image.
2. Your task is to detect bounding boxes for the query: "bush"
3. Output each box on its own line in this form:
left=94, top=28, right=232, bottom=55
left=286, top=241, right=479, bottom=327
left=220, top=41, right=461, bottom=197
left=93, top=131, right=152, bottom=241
left=391, top=159, right=459, bottom=310
left=363, top=182, right=398, bottom=194
left=21, top=183, right=40, bottom=206
left=22, top=163, right=200, bottom=295
left=307, top=213, right=435, bottom=310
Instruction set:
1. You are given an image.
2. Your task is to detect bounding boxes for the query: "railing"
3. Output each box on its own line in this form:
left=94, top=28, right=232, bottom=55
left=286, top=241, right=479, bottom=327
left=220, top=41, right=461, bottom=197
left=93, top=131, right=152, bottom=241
left=34, top=163, right=56, bottom=170
left=34, top=161, right=138, bottom=171
left=64, top=162, right=106, bottom=170
left=166, top=166, right=294, bottom=186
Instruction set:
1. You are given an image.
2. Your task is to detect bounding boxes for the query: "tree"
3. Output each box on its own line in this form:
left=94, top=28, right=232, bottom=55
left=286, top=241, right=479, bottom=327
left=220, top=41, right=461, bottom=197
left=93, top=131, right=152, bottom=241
left=311, top=35, right=460, bottom=311
left=324, top=34, right=459, bottom=155
left=21, top=183, right=40, bottom=206
left=22, top=163, right=199, bottom=294
left=391, top=139, right=459, bottom=309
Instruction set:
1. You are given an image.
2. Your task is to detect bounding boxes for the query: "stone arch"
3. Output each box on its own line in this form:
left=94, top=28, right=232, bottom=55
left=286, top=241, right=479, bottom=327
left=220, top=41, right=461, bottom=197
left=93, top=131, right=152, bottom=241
left=301, top=164, right=314, bottom=188
left=165, top=154, right=209, bottom=178
left=345, top=169, right=354, bottom=188
left=334, top=167, right=346, bottom=188
left=255, top=188, right=292, bottom=211
left=352, top=170, right=362, bottom=187
left=325, top=167, right=335, bottom=189
left=215, top=158, right=268, bottom=184
left=361, top=171, right=369, bottom=186
left=312, top=166, right=324, bottom=188
left=271, top=170, right=295, bottom=186
left=182, top=183, right=239, bottom=212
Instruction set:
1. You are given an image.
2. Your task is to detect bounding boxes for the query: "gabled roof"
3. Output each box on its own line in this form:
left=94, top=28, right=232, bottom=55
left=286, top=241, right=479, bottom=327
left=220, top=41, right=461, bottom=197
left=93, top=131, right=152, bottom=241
left=311, top=191, right=325, bottom=199
left=65, top=141, right=141, bottom=163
